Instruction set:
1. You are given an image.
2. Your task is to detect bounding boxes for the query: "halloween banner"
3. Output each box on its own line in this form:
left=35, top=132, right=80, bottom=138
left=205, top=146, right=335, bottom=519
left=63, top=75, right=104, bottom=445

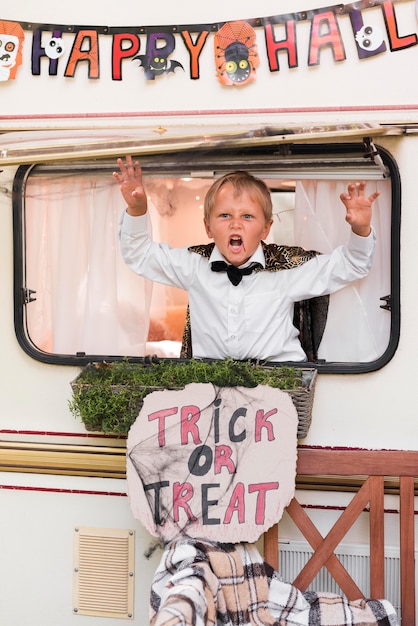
left=126, top=383, right=298, bottom=543
left=0, top=0, right=417, bottom=85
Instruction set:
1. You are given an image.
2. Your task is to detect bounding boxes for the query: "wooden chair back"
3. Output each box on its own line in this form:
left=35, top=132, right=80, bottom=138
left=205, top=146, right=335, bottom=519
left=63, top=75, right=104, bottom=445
left=264, top=448, right=417, bottom=626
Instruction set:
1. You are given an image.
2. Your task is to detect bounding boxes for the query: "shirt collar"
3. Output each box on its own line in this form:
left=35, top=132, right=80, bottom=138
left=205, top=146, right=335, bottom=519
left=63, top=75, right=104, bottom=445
left=209, top=243, right=266, bottom=268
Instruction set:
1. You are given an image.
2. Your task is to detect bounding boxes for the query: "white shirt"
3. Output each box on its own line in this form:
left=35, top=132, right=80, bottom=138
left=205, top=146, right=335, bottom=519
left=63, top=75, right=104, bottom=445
left=120, top=212, right=375, bottom=362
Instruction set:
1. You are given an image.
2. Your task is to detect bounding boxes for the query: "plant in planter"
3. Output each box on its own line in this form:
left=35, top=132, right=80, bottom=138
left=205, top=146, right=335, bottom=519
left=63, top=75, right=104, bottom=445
left=69, top=358, right=317, bottom=438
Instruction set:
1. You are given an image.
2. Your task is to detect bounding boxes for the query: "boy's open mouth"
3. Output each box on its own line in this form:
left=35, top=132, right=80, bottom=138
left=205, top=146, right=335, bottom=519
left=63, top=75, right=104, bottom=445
left=229, top=236, right=243, bottom=248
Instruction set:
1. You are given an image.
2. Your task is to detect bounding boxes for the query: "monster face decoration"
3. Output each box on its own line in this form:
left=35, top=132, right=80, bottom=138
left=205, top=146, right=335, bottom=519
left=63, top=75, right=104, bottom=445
left=0, top=20, right=24, bottom=81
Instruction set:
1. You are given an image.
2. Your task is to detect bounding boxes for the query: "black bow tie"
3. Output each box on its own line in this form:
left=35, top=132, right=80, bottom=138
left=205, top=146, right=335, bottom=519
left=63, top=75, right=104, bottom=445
left=211, top=260, right=262, bottom=286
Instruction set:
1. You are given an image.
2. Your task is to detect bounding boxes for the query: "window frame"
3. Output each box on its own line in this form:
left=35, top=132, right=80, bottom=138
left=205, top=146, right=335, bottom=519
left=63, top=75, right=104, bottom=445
left=12, top=141, right=401, bottom=373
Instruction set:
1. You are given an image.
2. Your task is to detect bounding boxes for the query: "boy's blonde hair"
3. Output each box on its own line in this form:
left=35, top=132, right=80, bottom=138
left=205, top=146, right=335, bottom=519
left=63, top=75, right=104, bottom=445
left=204, top=171, right=273, bottom=223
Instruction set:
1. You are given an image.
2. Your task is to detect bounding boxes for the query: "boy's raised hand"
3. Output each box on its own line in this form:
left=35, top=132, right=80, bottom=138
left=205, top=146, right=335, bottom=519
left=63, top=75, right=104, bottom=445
left=340, top=181, right=380, bottom=237
left=113, top=155, right=147, bottom=216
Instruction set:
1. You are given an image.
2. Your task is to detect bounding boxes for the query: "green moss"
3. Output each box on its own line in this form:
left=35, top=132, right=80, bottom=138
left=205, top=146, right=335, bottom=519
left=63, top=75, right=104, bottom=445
left=69, top=358, right=310, bottom=436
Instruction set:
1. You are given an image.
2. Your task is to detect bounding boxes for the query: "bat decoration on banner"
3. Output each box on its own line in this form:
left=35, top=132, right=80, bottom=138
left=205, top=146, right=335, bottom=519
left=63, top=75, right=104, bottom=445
left=134, top=31, right=184, bottom=80
left=0, top=20, right=25, bottom=81
left=214, top=20, right=259, bottom=86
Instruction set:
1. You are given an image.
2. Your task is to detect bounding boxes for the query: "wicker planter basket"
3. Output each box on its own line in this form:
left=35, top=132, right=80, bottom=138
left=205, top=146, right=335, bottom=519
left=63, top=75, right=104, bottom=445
left=70, top=361, right=317, bottom=439
left=287, top=368, right=317, bottom=438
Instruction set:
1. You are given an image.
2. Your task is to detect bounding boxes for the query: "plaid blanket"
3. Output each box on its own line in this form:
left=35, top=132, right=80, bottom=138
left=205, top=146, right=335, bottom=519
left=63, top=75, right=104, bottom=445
left=150, top=539, right=399, bottom=626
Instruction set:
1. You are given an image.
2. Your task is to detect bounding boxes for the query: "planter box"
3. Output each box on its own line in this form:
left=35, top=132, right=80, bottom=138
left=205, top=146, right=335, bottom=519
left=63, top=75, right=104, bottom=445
left=70, top=360, right=317, bottom=439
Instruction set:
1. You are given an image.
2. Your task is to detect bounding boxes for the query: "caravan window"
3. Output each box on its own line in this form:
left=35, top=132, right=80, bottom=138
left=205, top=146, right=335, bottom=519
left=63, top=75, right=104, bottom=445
left=13, top=143, right=400, bottom=372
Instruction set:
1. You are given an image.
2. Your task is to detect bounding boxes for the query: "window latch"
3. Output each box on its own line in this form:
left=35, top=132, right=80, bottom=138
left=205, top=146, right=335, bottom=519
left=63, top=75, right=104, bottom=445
left=363, top=137, right=389, bottom=178
left=23, top=288, right=37, bottom=304
left=380, top=294, right=391, bottom=311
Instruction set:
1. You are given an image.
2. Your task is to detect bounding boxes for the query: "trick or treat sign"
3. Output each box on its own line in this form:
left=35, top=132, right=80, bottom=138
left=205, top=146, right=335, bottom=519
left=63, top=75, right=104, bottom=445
left=126, top=383, right=298, bottom=543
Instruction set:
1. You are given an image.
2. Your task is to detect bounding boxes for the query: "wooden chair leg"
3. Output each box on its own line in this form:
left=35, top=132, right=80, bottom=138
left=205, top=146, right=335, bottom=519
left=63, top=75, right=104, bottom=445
left=400, top=476, right=416, bottom=626
left=369, top=476, right=385, bottom=599
left=264, top=523, right=278, bottom=571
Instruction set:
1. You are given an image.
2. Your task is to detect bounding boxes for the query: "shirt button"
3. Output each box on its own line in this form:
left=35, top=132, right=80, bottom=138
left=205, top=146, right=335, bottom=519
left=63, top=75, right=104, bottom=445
left=230, top=335, right=236, bottom=339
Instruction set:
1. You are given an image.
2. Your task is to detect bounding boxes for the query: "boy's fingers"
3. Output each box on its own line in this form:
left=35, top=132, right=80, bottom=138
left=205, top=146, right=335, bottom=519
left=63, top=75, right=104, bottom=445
left=368, top=190, right=380, bottom=202
left=340, top=190, right=353, bottom=202
left=341, top=183, right=360, bottom=202
left=347, top=182, right=366, bottom=198
left=356, top=181, right=367, bottom=195
left=113, top=157, right=144, bottom=191
left=132, top=160, right=142, bottom=179
left=117, top=157, right=128, bottom=175
left=115, top=155, right=136, bottom=176
left=341, top=182, right=380, bottom=204
left=124, top=158, right=142, bottom=180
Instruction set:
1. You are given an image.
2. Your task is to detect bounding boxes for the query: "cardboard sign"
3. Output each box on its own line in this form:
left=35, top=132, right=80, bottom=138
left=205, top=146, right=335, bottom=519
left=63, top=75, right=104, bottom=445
left=126, top=383, right=298, bottom=543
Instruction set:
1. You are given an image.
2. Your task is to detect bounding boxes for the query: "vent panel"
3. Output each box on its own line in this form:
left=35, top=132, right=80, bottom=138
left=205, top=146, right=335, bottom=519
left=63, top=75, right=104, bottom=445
left=73, top=527, right=135, bottom=619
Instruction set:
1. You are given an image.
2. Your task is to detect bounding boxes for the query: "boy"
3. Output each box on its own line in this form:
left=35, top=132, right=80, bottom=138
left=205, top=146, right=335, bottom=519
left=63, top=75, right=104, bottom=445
left=116, top=158, right=400, bottom=626
left=115, top=155, right=379, bottom=362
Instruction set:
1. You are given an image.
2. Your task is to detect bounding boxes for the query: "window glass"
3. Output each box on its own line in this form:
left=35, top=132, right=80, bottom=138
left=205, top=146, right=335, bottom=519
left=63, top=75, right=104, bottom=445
left=13, top=144, right=399, bottom=371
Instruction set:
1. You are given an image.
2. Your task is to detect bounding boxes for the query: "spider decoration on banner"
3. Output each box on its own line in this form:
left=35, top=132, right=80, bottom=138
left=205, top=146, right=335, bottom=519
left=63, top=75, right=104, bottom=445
left=214, top=20, right=259, bottom=86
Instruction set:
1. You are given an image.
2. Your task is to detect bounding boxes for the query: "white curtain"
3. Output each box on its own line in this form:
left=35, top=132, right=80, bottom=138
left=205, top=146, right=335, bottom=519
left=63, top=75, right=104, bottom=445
left=294, top=179, right=392, bottom=362
left=24, top=172, right=392, bottom=363
left=25, top=173, right=153, bottom=356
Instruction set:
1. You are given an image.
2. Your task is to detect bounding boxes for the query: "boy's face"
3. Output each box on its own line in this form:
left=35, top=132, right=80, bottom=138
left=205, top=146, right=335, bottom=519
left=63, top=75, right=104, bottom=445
left=204, top=183, right=272, bottom=267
